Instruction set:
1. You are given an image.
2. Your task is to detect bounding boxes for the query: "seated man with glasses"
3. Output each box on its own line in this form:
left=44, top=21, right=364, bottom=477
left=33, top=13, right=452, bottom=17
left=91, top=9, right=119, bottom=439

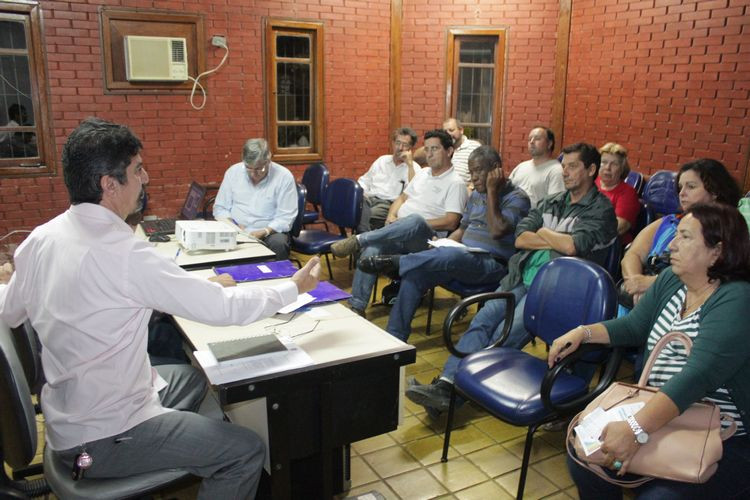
left=356, top=127, right=421, bottom=233
left=214, top=138, right=298, bottom=259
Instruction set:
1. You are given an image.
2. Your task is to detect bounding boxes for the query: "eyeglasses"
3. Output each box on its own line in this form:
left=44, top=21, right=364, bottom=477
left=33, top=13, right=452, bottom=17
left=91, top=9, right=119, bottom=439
left=245, top=161, right=269, bottom=173
left=393, top=140, right=412, bottom=149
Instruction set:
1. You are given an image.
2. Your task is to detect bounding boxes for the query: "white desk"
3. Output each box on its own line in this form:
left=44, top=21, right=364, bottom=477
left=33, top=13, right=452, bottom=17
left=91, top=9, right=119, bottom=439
left=135, top=225, right=275, bottom=270
left=173, top=271, right=416, bottom=499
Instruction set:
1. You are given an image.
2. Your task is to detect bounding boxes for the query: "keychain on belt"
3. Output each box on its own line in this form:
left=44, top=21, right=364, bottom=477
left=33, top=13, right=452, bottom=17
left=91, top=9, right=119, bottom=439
left=72, top=447, right=93, bottom=480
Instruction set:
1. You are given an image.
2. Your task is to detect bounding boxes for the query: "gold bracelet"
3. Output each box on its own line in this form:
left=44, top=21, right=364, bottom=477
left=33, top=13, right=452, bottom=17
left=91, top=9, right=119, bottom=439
left=579, top=324, right=593, bottom=344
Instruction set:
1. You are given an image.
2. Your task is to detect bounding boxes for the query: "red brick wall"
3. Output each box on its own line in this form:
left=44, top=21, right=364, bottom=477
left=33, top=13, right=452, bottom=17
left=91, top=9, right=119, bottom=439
left=0, top=0, right=392, bottom=234
left=564, top=0, right=750, bottom=186
left=400, top=0, right=561, bottom=172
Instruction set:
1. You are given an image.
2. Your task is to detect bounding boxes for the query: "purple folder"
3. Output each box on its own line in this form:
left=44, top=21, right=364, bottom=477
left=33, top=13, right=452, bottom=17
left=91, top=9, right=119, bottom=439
left=214, top=260, right=299, bottom=282
left=308, top=281, right=351, bottom=304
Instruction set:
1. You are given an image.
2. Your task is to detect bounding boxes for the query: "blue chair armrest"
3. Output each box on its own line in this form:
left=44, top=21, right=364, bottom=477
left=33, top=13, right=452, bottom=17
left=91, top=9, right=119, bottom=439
left=442, top=291, right=516, bottom=358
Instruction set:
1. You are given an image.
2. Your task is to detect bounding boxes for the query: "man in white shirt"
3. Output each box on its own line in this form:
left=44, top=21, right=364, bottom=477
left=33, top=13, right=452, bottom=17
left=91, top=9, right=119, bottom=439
left=214, top=138, right=298, bottom=259
left=357, top=127, right=420, bottom=233
left=331, top=129, right=468, bottom=316
left=0, top=118, right=321, bottom=499
left=508, top=126, right=565, bottom=206
left=443, top=117, right=481, bottom=185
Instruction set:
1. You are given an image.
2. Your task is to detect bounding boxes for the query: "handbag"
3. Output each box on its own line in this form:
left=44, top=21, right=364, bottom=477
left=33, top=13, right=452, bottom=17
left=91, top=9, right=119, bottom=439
left=567, top=331, right=737, bottom=487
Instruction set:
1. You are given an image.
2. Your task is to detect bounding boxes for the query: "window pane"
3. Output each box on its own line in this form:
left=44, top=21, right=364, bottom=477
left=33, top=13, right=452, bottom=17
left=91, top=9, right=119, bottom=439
left=456, top=66, right=493, bottom=124
left=471, top=127, right=490, bottom=146
left=278, top=125, right=311, bottom=148
left=0, top=20, right=26, bottom=50
left=276, top=62, right=310, bottom=121
left=0, top=131, right=37, bottom=158
left=277, top=35, right=309, bottom=59
left=459, top=40, right=493, bottom=64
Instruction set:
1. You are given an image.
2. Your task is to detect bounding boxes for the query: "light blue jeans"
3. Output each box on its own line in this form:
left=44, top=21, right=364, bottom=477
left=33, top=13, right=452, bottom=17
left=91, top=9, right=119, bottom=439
left=386, top=247, right=507, bottom=341
left=348, top=214, right=435, bottom=311
left=441, top=284, right=530, bottom=382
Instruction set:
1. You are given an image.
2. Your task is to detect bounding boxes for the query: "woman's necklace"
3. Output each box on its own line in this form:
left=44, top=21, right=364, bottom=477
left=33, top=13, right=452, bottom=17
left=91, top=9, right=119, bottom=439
left=681, top=281, right=717, bottom=317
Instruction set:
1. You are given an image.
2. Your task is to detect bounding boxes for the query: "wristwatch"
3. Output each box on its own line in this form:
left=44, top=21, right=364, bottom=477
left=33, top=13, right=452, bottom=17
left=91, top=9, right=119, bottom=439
left=626, top=415, right=649, bottom=444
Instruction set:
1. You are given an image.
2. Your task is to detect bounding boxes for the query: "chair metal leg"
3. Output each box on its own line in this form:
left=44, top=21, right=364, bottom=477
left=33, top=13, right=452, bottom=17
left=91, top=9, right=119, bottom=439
left=516, top=424, right=538, bottom=500
left=441, top=387, right=458, bottom=462
left=425, top=287, right=435, bottom=335
left=324, top=253, right=334, bottom=280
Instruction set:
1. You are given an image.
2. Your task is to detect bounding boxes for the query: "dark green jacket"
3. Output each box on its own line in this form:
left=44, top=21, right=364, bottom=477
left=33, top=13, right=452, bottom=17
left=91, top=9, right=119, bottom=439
left=604, top=268, right=750, bottom=433
left=500, top=186, right=618, bottom=290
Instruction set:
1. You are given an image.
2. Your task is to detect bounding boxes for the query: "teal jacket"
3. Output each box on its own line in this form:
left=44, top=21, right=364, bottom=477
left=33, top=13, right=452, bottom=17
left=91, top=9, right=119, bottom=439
left=604, top=268, right=750, bottom=434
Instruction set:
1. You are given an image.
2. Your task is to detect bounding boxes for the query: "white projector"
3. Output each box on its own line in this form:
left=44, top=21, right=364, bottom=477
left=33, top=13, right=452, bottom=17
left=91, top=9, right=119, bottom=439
left=175, top=221, right=238, bottom=252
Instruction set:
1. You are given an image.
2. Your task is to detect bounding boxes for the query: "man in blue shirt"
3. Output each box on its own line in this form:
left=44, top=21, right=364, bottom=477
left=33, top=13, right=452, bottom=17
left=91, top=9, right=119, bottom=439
left=214, top=138, right=298, bottom=259
left=359, top=146, right=530, bottom=342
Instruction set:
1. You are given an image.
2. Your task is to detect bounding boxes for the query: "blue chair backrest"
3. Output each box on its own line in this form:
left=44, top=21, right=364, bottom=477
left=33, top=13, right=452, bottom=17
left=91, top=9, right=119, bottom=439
left=624, top=171, right=644, bottom=196
left=602, top=241, right=622, bottom=281
left=291, top=183, right=307, bottom=237
left=523, top=257, right=616, bottom=346
left=321, top=178, right=363, bottom=230
left=643, top=170, right=680, bottom=218
left=301, top=163, right=329, bottom=206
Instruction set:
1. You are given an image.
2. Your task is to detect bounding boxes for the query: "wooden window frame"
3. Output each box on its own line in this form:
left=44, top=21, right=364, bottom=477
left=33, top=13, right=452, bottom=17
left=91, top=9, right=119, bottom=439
left=445, top=28, right=507, bottom=150
left=0, top=1, right=54, bottom=178
left=264, top=18, right=325, bottom=164
left=100, top=8, right=205, bottom=94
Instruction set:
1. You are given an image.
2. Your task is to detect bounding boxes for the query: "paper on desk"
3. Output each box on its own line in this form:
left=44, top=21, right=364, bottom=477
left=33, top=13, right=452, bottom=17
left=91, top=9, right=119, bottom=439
left=428, top=238, right=489, bottom=253
left=277, top=293, right=316, bottom=314
left=194, top=336, right=313, bottom=385
left=575, top=402, right=645, bottom=456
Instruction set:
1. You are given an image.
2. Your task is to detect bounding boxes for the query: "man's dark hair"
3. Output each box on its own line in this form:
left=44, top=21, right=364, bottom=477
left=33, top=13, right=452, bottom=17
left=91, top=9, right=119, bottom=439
left=424, top=129, right=454, bottom=150
left=561, top=142, right=601, bottom=179
left=676, top=159, right=741, bottom=207
left=532, top=125, right=555, bottom=152
left=8, top=103, right=24, bottom=123
left=468, top=145, right=502, bottom=172
left=392, top=127, right=418, bottom=147
left=62, top=117, right=142, bottom=204
left=685, top=203, right=750, bottom=283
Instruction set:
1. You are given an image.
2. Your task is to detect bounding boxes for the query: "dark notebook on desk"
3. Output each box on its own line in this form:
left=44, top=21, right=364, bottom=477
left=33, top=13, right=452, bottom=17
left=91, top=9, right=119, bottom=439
left=208, top=335, right=287, bottom=362
left=141, top=182, right=207, bottom=235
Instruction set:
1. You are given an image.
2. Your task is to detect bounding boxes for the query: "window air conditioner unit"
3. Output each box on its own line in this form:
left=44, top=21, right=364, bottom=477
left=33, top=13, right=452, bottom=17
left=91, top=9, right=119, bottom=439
left=124, top=36, right=188, bottom=81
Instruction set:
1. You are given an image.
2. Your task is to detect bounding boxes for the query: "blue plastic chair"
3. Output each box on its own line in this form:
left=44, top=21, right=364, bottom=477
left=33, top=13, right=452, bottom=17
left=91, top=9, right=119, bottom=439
left=291, top=178, right=363, bottom=279
left=642, top=170, right=680, bottom=224
left=291, top=183, right=307, bottom=239
left=624, top=170, right=644, bottom=196
left=301, top=163, right=330, bottom=229
left=424, top=280, right=501, bottom=335
left=440, top=257, right=620, bottom=499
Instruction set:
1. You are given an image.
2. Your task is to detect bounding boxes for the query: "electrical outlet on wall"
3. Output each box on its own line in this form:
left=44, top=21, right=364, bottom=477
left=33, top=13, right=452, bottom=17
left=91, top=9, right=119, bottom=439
left=212, top=35, right=227, bottom=47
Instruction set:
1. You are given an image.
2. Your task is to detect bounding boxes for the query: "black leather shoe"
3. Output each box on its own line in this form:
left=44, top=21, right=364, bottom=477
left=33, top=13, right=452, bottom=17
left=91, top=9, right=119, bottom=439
left=357, top=255, right=400, bottom=280
left=405, top=376, right=454, bottom=417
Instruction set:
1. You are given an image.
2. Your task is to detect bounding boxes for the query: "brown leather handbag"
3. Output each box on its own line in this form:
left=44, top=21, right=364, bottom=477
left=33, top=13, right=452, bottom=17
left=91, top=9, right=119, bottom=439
left=567, top=331, right=736, bottom=487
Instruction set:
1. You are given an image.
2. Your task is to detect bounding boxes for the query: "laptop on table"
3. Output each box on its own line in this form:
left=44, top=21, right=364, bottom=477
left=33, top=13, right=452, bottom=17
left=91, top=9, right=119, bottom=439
left=140, top=182, right=207, bottom=235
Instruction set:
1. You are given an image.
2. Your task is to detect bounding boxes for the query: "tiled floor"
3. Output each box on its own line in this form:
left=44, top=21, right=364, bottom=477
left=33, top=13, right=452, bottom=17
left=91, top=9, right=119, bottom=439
left=14, top=251, right=634, bottom=499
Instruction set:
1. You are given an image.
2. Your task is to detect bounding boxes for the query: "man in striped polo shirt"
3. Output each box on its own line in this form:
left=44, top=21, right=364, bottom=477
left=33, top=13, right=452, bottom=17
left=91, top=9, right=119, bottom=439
left=443, top=118, right=481, bottom=185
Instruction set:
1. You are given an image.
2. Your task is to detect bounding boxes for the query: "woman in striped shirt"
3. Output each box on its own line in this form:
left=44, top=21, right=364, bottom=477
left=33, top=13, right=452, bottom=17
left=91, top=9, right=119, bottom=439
left=551, top=203, right=750, bottom=499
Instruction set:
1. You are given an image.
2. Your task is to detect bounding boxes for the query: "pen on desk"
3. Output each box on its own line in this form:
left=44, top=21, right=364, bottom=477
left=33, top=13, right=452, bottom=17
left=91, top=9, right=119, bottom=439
left=174, top=248, right=181, bottom=261
left=554, top=341, right=573, bottom=364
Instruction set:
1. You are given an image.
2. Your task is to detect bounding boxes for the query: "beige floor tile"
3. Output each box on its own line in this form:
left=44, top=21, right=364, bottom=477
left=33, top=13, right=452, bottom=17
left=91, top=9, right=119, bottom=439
left=403, top=434, right=458, bottom=466
left=427, top=456, right=489, bottom=492
left=503, top=433, right=562, bottom=464
left=495, top=467, right=559, bottom=500
left=338, top=479, right=400, bottom=499
left=472, top=417, right=526, bottom=443
left=442, top=423, right=495, bottom=455
left=389, top=414, right=436, bottom=444
left=406, top=355, right=436, bottom=376
left=531, top=453, right=573, bottom=489
left=362, top=445, right=421, bottom=478
left=386, top=468, right=447, bottom=500
left=352, top=432, right=398, bottom=455
left=564, top=485, right=580, bottom=499
left=465, top=444, right=521, bottom=477
left=350, top=455, right=380, bottom=488
left=542, top=492, right=574, bottom=500
left=538, top=428, right=568, bottom=451
left=421, top=349, right=451, bottom=369
left=454, top=479, right=514, bottom=500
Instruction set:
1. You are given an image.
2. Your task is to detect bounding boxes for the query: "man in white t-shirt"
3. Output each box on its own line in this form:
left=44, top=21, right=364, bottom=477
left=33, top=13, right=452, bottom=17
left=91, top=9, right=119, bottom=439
left=508, top=126, right=564, bottom=206
left=331, top=129, right=468, bottom=316
left=357, top=127, right=421, bottom=233
left=443, top=117, right=481, bottom=185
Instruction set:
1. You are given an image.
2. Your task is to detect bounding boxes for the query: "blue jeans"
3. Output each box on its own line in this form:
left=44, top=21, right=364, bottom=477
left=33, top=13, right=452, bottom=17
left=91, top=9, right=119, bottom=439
left=349, top=214, right=435, bottom=311
left=386, top=247, right=507, bottom=341
left=568, top=435, right=750, bottom=499
left=441, top=284, right=530, bottom=382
